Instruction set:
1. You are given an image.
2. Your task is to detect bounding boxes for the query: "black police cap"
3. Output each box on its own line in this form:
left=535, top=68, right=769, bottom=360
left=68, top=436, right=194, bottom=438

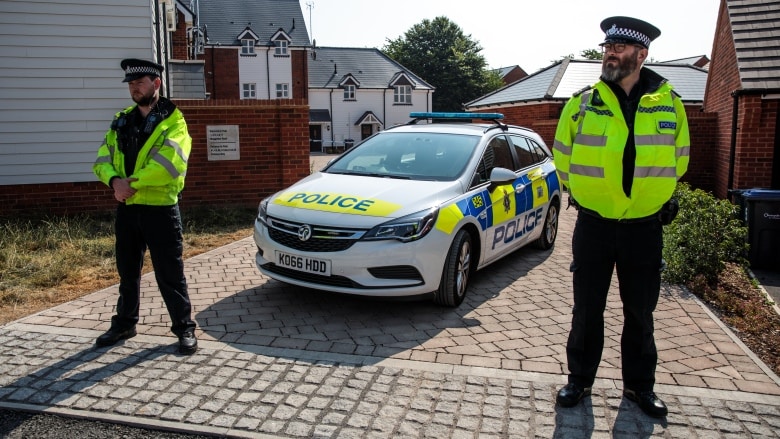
left=120, top=58, right=164, bottom=83
left=600, top=16, right=661, bottom=48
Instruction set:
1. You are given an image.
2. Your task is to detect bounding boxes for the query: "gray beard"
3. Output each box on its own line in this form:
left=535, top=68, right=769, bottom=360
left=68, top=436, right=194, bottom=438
left=601, top=53, right=639, bottom=83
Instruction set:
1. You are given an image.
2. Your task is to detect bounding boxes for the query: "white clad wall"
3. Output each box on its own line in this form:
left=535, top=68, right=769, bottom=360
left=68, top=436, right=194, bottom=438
left=238, top=51, right=269, bottom=99
left=0, top=0, right=158, bottom=185
left=268, top=53, right=293, bottom=98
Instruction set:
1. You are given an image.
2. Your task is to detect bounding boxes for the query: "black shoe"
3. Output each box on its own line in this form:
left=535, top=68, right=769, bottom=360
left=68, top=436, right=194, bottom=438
left=95, top=327, right=136, bottom=347
left=178, top=330, right=197, bottom=355
left=556, top=383, right=591, bottom=407
left=623, top=389, right=668, bottom=418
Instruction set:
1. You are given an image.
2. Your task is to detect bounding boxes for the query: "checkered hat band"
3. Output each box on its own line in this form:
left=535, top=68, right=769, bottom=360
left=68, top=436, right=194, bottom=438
left=126, top=66, right=159, bottom=76
left=605, top=27, right=651, bottom=47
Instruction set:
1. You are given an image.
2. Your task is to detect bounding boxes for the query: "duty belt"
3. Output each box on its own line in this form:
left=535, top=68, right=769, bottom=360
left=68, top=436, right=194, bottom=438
left=577, top=206, right=659, bottom=224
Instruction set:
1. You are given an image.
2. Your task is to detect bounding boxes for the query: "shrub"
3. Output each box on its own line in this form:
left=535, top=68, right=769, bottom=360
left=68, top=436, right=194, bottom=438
left=662, top=183, right=748, bottom=285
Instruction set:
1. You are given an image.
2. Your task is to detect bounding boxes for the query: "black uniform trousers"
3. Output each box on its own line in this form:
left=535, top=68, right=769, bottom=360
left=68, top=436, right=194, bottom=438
left=566, top=211, right=663, bottom=392
left=112, top=203, right=196, bottom=336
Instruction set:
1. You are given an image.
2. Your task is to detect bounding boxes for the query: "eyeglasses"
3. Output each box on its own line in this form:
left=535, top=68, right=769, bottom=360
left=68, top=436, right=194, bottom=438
left=600, top=43, right=641, bottom=54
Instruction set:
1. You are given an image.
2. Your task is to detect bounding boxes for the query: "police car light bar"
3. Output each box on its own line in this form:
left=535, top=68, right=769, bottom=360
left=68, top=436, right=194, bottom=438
left=409, top=112, right=504, bottom=120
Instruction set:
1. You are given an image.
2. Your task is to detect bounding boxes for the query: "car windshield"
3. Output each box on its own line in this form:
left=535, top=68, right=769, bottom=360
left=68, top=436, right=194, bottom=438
left=324, top=132, right=479, bottom=181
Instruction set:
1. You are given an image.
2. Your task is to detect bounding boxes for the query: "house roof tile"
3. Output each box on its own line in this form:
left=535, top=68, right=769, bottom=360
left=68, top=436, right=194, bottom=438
left=198, top=0, right=310, bottom=47
left=465, top=59, right=707, bottom=108
left=727, top=0, right=780, bottom=90
left=308, top=47, right=433, bottom=90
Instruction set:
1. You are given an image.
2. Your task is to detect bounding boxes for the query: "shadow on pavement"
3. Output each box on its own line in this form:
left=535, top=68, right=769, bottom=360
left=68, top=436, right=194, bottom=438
left=194, top=244, right=558, bottom=364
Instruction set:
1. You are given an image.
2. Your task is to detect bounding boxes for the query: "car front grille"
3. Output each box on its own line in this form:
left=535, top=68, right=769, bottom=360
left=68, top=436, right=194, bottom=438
left=266, top=217, right=364, bottom=252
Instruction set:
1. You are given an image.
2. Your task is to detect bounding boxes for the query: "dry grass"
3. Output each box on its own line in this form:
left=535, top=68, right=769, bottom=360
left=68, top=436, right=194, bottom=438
left=0, top=207, right=254, bottom=326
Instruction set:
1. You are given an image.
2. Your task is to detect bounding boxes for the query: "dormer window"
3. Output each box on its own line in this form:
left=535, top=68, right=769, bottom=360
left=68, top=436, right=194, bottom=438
left=274, top=40, right=288, bottom=56
left=343, top=84, right=355, bottom=100
left=237, top=27, right=260, bottom=56
left=389, top=72, right=414, bottom=105
left=241, top=39, right=255, bottom=55
left=394, top=85, right=412, bottom=104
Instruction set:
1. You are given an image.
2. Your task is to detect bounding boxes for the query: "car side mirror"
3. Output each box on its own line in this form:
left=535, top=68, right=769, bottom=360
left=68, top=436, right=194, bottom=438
left=488, top=167, right=516, bottom=191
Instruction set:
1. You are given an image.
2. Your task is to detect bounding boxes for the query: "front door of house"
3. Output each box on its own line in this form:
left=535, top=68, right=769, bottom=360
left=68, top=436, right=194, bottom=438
left=361, top=124, right=373, bottom=140
left=309, top=125, right=323, bottom=152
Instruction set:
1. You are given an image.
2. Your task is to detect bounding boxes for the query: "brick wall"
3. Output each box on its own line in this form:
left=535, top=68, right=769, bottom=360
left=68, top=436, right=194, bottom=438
left=733, top=96, right=779, bottom=190
left=201, top=48, right=239, bottom=100
left=0, top=99, right=310, bottom=216
left=703, top=0, right=742, bottom=198
left=475, top=102, right=717, bottom=192
left=171, top=9, right=188, bottom=60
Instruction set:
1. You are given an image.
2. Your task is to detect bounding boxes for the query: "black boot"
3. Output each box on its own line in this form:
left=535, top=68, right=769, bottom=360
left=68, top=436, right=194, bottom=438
left=623, top=389, right=668, bottom=418
left=556, top=383, right=591, bottom=407
left=96, top=327, right=136, bottom=347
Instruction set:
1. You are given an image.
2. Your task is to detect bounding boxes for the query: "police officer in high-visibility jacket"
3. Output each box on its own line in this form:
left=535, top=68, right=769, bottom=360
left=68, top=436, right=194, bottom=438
left=552, top=17, right=690, bottom=418
left=93, top=58, right=197, bottom=355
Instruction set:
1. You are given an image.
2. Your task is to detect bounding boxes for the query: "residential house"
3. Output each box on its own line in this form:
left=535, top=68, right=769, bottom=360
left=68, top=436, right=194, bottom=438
left=464, top=58, right=717, bottom=192
left=662, top=55, right=710, bottom=70
left=494, top=65, right=528, bottom=85
left=0, top=0, right=311, bottom=214
left=704, top=0, right=780, bottom=198
left=195, top=0, right=311, bottom=100
left=307, top=46, right=434, bottom=151
left=0, top=0, right=176, bottom=188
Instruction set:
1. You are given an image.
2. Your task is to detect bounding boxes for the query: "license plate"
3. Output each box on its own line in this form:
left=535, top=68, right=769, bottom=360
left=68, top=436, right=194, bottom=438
left=275, top=251, right=331, bottom=276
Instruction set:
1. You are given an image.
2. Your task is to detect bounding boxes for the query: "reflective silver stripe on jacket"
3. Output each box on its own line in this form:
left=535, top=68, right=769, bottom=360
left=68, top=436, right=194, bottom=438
left=93, top=140, right=115, bottom=165
left=553, top=139, right=572, bottom=155
left=569, top=164, right=605, bottom=178
left=633, top=166, right=677, bottom=178
left=676, top=145, right=690, bottom=159
left=635, top=134, right=676, bottom=146
left=150, top=138, right=188, bottom=179
left=573, top=134, right=608, bottom=147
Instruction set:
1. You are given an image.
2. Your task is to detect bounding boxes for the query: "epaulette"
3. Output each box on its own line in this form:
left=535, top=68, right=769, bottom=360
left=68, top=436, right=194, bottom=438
left=572, top=85, right=592, bottom=97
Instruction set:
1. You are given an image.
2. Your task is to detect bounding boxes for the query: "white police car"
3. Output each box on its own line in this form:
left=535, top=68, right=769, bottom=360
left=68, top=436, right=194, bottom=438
left=254, top=112, right=561, bottom=306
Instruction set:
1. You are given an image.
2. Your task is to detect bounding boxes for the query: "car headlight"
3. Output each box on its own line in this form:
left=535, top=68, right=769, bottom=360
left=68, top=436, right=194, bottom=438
left=363, top=207, right=439, bottom=242
left=257, top=198, right=269, bottom=225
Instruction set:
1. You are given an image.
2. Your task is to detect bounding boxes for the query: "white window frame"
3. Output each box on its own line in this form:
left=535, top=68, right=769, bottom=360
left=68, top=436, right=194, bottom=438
left=274, top=40, right=288, bottom=55
left=394, top=85, right=412, bottom=104
left=275, top=83, right=289, bottom=98
left=343, top=84, right=356, bottom=100
left=242, top=83, right=256, bottom=99
left=241, top=39, right=255, bottom=55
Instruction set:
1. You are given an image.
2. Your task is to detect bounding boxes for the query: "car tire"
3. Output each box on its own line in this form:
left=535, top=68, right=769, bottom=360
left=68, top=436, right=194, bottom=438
left=534, top=202, right=559, bottom=250
left=434, top=229, right=472, bottom=307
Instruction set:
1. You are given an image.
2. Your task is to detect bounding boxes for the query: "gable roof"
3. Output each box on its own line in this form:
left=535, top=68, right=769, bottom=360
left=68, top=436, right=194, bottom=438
left=662, top=55, right=710, bottom=70
left=198, top=0, right=310, bottom=47
left=308, top=47, right=434, bottom=90
left=465, top=59, right=708, bottom=108
left=727, top=0, right=780, bottom=90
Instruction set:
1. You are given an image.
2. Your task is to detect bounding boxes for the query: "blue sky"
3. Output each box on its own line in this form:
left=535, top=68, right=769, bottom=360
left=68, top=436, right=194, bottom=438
left=299, top=0, right=721, bottom=72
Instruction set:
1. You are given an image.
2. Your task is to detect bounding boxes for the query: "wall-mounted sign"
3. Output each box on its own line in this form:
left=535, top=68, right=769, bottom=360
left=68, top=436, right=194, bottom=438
left=207, top=125, right=239, bottom=161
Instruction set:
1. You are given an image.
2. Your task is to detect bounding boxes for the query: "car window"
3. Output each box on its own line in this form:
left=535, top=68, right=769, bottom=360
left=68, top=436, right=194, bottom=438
left=325, top=132, right=479, bottom=181
left=528, top=139, right=549, bottom=160
left=472, top=135, right=514, bottom=187
left=509, top=135, right=540, bottom=169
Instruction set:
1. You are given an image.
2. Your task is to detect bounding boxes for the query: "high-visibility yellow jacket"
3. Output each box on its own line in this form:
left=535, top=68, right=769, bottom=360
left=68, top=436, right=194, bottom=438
left=93, top=102, right=191, bottom=206
left=553, top=69, right=690, bottom=219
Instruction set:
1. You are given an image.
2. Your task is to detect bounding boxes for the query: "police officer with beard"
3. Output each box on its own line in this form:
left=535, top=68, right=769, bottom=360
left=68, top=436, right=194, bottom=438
left=552, top=17, right=691, bottom=417
left=93, top=59, right=197, bottom=355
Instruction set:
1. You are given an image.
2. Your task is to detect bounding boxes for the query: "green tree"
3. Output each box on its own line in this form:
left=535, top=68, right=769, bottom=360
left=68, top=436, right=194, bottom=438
left=580, top=48, right=603, bottom=60
left=382, top=16, right=501, bottom=112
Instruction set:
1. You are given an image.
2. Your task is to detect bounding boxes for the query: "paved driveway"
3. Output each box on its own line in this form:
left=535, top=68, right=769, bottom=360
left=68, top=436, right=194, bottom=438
left=1, top=158, right=779, bottom=437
